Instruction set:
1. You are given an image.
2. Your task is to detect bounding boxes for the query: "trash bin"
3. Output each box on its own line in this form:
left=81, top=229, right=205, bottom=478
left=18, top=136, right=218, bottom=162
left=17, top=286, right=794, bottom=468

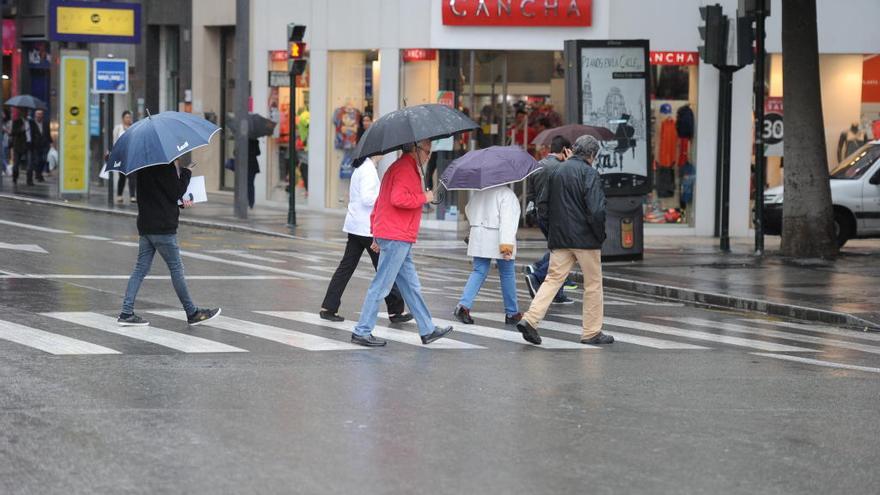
left=602, top=195, right=644, bottom=261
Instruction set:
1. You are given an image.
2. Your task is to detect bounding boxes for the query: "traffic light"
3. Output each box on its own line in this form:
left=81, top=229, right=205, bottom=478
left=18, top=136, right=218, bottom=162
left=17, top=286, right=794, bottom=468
left=287, top=23, right=307, bottom=76
left=735, top=13, right=755, bottom=67
left=289, top=41, right=306, bottom=59
left=698, top=4, right=726, bottom=66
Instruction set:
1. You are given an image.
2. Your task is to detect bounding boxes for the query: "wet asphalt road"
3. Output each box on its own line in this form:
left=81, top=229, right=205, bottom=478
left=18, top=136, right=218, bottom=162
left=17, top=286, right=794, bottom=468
left=1, top=200, right=879, bottom=495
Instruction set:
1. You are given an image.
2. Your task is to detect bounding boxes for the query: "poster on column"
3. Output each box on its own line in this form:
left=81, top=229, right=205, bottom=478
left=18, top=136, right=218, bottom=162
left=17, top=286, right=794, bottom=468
left=566, top=39, right=651, bottom=196
left=60, top=53, right=90, bottom=194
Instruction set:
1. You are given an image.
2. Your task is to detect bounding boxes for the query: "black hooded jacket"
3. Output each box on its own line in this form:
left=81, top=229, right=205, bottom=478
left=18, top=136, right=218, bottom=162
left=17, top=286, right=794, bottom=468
left=536, top=156, right=606, bottom=250
left=136, top=165, right=192, bottom=235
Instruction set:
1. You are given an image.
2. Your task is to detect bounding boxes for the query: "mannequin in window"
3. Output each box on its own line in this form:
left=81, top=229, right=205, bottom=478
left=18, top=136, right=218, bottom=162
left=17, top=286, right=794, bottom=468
left=837, top=122, right=867, bottom=163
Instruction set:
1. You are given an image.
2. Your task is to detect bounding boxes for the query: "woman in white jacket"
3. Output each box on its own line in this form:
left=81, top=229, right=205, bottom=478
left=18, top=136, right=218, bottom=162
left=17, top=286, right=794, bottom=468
left=319, top=156, right=412, bottom=324
left=454, top=184, right=521, bottom=325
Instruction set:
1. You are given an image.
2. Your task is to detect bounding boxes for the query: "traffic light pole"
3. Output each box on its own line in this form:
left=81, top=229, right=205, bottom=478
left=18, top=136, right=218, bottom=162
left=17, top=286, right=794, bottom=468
left=718, top=68, right=734, bottom=252
left=288, top=74, right=297, bottom=227
left=753, top=0, right=767, bottom=255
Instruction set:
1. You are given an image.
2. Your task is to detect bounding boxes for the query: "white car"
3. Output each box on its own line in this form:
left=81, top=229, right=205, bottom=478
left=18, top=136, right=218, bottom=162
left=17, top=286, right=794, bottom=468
left=762, top=141, right=880, bottom=247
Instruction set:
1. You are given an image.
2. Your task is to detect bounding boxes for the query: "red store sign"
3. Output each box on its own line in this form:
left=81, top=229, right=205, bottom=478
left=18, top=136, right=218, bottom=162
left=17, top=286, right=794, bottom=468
left=650, top=51, right=699, bottom=66
left=443, top=0, right=592, bottom=27
left=403, top=49, right=437, bottom=62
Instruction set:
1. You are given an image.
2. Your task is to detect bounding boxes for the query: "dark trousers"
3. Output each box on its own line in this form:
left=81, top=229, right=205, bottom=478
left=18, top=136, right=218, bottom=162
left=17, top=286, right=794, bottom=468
left=321, top=233, right=405, bottom=315
left=12, top=149, right=37, bottom=183
left=117, top=172, right=137, bottom=197
left=535, top=219, right=565, bottom=298
left=248, top=169, right=258, bottom=208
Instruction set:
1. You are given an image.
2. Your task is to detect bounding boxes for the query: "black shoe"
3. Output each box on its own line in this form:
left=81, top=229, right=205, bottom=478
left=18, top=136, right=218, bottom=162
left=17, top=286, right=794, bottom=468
left=117, top=313, right=149, bottom=326
left=505, top=313, right=523, bottom=325
left=351, top=333, right=387, bottom=347
left=552, top=295, right=575, bottom=305
left=36, top=176, right=45, bottom=183
left=320, top=310, right=344, bottom=322
left=524, top=264, right=535, bottom=275
left=581, top=332, right=615, bottom=345
left=388, top=312, right=414, bottom=324
left=524, top=273, right=538, bottom=299
left=453, top=305, right=474, bottom=325
left=187, top=307, right=221, bottom=325
left=516, top=320, right=542, bottom=345
left=421, top=325, right=453, bottom=345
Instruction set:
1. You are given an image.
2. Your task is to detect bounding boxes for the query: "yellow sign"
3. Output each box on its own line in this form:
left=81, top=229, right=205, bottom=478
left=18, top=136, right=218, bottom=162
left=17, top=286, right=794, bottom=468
left=56, top=6, right=135, bottom=37
left=60, top=54, right=90, bottom=194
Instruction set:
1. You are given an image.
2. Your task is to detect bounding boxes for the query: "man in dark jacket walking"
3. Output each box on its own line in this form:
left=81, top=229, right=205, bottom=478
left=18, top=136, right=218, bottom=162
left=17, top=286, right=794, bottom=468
left=517, top=135, right=613, bottom=346
left=10, top=110, right=40, bottom=185
left=117, top=161, right=220, bottom=327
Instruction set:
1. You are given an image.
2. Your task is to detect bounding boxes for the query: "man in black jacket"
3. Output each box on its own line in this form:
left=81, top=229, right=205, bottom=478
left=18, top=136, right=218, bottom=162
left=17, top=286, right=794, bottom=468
left=517, top=135, right=613, bottom=346
left=10, top=110, right=39, bottom=185
left=117, top=161, right=220, bottom=326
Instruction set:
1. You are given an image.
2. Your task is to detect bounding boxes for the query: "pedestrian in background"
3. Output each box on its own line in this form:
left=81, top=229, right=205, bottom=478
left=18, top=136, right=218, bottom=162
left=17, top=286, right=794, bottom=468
left=114, top=111, right=136, bottom=203
left=1, top=110, right=10, bottom=175
left=117, top=159, right=220, bottom=327
left=11, top=108, right=39, bottom=185
left=247, top=137, right=260, bottom=208
left=454, top=184, right=522, bottom=326
left=32, top=109, right=52, bottom=177
left=517, top=135, right=613, bottom=346
left=524, top=135, right=575, bottom=305
left=320, top=154, right=413, bottom=325
left=351, top=140, right=453, bottom=347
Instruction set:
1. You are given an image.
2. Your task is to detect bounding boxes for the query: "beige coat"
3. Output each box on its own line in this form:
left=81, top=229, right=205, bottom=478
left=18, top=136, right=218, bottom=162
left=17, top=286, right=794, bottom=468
left=465, top=186, right=520, bottom=260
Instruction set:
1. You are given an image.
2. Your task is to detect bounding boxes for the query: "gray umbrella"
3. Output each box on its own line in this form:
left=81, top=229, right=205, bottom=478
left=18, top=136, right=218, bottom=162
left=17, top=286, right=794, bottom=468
left=440, top=146, right=541, bottom=191
left=248, top=113, right=276, bottom=139
left=4, top=94, right=47, bottom=110
left=353, top=104, right=477, bottom=159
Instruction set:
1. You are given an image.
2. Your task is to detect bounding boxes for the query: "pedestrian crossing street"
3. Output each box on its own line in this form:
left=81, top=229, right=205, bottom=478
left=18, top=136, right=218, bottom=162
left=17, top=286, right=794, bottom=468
left=1, top=310, right=879, bottom=373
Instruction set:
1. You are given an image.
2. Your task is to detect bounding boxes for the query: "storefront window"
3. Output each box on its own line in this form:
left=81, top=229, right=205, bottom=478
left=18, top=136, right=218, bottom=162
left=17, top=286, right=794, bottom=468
left=645, top=53, right=699, bottom=227
left=266, top=50, right=309, bottom=204
left=325, top=50, right=379, bottom=208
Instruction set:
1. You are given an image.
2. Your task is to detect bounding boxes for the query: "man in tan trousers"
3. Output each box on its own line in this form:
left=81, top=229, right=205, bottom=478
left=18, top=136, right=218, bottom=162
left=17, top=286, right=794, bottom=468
left=516, top=135, right=613, bottom=346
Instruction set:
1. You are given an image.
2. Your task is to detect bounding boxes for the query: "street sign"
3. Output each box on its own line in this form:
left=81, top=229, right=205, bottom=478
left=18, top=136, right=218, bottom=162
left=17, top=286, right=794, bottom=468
left=89, top=103, right=100, bottom=136
left=60, top=52, right=90, bottom=194
left=268, top=71, right=290, bottom=87
left=48, top=0, right=141, bottom=44
left=93, top=58, right=128, bottom=93
left=763, top=96, right=783, bottom=156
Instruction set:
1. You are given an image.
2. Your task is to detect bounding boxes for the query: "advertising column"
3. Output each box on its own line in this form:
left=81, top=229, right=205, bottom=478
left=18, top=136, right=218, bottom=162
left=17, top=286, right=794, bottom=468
left=59, top=51, right=90, bottom=195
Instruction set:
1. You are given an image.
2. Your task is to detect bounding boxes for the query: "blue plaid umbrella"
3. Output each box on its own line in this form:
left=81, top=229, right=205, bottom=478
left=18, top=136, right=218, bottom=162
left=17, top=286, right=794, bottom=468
left=107, top=111, right=220, bottom=175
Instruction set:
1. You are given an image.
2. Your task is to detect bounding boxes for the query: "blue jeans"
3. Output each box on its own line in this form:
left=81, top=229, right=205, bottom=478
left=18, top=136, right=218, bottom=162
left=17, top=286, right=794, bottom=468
left=122, top=234, right=197, bottom=316
left=459, top=257, right=519, bottom=316
left=354, top=238, right=434, bottom=337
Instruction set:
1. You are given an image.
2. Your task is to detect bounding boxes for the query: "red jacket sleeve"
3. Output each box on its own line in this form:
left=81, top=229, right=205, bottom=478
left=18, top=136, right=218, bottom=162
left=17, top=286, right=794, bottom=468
left=389, top=168, right=425, bottom=210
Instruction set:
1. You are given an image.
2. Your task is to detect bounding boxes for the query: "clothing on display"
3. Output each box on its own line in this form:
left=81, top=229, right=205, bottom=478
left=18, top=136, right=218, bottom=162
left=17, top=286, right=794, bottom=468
left=333, top=106, right=361, bottom=150
left=675, top=105, right=694, bottom=139
left=656, top=167, right=675, bottom=198
left=658, top=117, right=677, bottom=168
left=679, top=161, right=696, bottom=206
left=872, top=119, right=880, bottom=140
left=339, top=149, right=355, bottom=179
left=837, top=123, right=867, bottom=162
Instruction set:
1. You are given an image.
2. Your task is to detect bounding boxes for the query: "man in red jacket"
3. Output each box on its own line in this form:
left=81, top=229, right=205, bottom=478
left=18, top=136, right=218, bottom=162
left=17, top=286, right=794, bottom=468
left=351, top=140, right=454, bottom=347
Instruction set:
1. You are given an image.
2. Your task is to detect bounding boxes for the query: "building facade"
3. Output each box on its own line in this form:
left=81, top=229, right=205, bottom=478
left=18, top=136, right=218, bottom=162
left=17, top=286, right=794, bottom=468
left=190, top=0, right=880, bottom=238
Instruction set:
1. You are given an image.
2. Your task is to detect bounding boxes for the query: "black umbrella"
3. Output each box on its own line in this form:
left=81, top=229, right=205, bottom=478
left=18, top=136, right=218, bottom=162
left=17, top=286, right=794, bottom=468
left=248, top=113, right=276, bottom=139
left=4, top=94, right=47, bottom=110
left=353, top=104, right=477, bottom=159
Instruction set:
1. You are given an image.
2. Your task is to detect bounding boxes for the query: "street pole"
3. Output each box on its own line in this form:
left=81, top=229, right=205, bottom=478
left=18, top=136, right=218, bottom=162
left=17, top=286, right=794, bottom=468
left=287, top=73, right=297, bottom=227
left=233, top=0, right=250, bottom=219
left=105, top=95, right=114, bottom=206
left=719, top=68, right=734, bottom=252
left=753, top=0, right=767, bottom=255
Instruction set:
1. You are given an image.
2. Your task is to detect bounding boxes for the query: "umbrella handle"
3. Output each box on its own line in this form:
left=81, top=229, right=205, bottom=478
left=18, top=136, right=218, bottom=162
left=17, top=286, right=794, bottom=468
left=431, top=186, right=445, bottom=205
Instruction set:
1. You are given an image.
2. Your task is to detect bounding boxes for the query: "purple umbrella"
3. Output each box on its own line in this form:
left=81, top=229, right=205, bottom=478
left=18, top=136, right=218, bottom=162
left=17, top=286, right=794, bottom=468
left=439, top=146, right=541, bottom=191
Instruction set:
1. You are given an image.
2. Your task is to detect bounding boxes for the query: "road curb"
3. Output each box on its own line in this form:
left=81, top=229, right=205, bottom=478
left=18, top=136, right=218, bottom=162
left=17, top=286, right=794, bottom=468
left=6, top=193, right=878, bottom=331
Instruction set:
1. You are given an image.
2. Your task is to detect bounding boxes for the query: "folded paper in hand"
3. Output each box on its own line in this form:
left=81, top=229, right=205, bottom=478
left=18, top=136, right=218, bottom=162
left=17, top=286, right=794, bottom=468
left=178, top=175, right=207, bottom=205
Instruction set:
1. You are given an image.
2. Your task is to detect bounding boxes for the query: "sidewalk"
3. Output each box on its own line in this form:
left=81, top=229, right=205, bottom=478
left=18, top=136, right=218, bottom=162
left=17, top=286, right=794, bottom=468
left=3, top=174, right=878, bottom=330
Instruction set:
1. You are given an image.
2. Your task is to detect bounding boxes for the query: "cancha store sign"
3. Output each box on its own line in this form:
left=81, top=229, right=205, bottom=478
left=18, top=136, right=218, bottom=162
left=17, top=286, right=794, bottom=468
left=443, top=0, right=592, bottom=27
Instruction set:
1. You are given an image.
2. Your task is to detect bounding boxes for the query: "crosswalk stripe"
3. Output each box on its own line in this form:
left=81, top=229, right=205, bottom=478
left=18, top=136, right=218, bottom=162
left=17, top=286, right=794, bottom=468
left=0, top=319, right=121, bottom=355
left=665, top=317, right=880, bottom=356
left=739, top=318, right=880, bottom=343
left=424, top=317, right=590, bottom=349
left=207, top=250, right=287, bottom=264
left=474, top=313, right=708, bottom=350
left=555, top=314, right=817, bottom=353
left=267, top=251, right=333, bottom=264
left=0, top=219, right=71, bottom=234
left=259, top=311, right=484, bottom=349
left=750, top=352, right=880, bottom=374
left=178, top=250, right=327, bottom=281
left=74, top=235, right=113, bottom=241
left=148, top=311, right=363, bottom=351
left=44, top=312, right=247, bottom=354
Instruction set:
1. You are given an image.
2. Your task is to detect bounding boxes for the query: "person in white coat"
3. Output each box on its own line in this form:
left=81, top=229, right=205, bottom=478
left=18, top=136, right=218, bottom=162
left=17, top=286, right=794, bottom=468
left=454, top=184, right=522, bottom=325
left=319, top=156, right=413, bottom=324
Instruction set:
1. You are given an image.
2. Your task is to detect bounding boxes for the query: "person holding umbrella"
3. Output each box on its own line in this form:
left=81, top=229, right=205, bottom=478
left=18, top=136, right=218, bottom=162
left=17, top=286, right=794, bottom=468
left=111, top=112, right=222, bottom=327
left=350, top=103, right=478, bottom=347
left=441, top=146, right=541, bottom=325
left=10, top=108, right=39, bottom=185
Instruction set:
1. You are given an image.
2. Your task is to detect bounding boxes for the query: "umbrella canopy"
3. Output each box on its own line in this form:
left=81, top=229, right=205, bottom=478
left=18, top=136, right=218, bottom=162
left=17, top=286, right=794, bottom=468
left=248, top=113, right=276, bottom=139
left=107, top=111, right=221, bottom=175
left=440, top=146, right=541, bottom=191
left=354, top=104, right=478, bottom=159
left=531, top=124, right=615, bottom=146
left=4, top=94, right=47, bottom=110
